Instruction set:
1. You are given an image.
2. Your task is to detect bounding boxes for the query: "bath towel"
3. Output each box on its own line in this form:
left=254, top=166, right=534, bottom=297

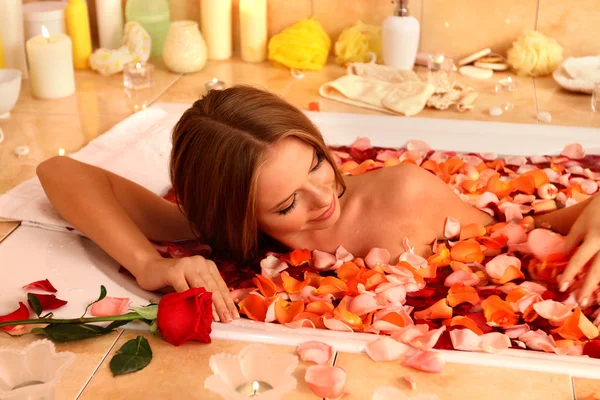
left=0, top=107, right=179, bottom=236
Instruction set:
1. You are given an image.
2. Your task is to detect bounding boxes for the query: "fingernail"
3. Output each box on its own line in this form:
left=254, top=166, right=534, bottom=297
left=559, top=281, right=570, bottom=292
left=581, top=297, right=590, bottom=308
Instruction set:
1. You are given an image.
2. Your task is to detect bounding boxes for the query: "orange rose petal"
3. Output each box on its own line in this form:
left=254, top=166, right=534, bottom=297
left=362, top=270, right=389, bottom=290
left=306, top=301, right=335, bottom=315
left=450, top=261, right=471, bottom=272
left=478, top=235, right=509, bottom=249
left=444, top=316, right=484, bottom=335
left=505, top=288, right=530, bottom=304
left=522, top=170, right=550, bottom=188
left=487, top=175, right=512, bottom=198
left=413, top=299, right=453, bottom=320
left=281, top=249, right=312, bottom=266
left=384, top=158, right=401, bottom=167
left=427, top=243, right=451, bottom=268
left=509, top=175, right=536, bottom=195
left=380, top=312, right=410, bottom=328
left=401, top=264, right=427, bottom=284
left=552, top=307, right=600, bottom=340
left=252, top=274, right=277, bottom=298
left=336, top=262, right=361, bottom=281
left=460, top=223, right=487, bottom=240
left=519, top=216, right=535, bottom=232
left=340, top=161, right=360, bottom=173
left=275, top=299, right=305, bottom=324
left=333, top=297, right=363, bottom=328
left=447, top=284, right=480, bottom=307
left=450, top=239, right=485, bottom=263
left=350, top=160, right=377, bottom=176
left=354, top=258, right=366, bottom=268
left=315, top=276, right=349, bottom=295
left=481, top=295, right=519, bottom=328
left=307, top=272, right=325, bottom=287
left=281, top=271, right=310, bottom=294
left=238, top=292, right=268, bottom=322
left=421, top=159, right=441, bottom=175
left=494, top=265, right=525, bottom=285
left=486, top=160, right=505, bottom=171
left=443, top=157, right=465, bottom=174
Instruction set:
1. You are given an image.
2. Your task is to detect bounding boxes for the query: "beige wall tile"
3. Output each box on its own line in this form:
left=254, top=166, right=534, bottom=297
left=536, top=0, right=600, bottom=58
left=313, top=0, right=422, bottom=44
left=421, top=0, right=537, bottom=61
left=535, top=76, right=600, bottom=127
left=267, top=0, right=313, bottom=37
left=0, top=331, right=121, bottom=400
left=573, top=377, right=600, bottom=399
left=335, top=352, right=575, bottom=400
left=79, top=331, right=321, bottom=400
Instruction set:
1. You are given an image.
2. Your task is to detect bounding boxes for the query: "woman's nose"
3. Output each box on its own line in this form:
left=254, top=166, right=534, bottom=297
left=307, top=183, right=331, bottom=209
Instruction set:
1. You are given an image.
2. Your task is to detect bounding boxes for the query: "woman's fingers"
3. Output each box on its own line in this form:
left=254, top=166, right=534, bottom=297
left=565, top=217, right=585, bottom=254
left=578, top=256, right=600, bottom=307
left=559, top=239, right=598, bottom=292
left=190, top=259, right=232, bottom=323
left=208, top=261, right=240, bottom=319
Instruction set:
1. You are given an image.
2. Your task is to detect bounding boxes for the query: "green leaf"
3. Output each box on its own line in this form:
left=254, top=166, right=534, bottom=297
left=149, top=320, right=158, bottom=335
left=82, top=285, right=108, bottom=317
left=27, top=293, right=42, bottom=316
left=133, top=304, right=158, bottom=321
left=31, top=323, right=118, bottom=343
left=109, top=336, right=152, bottom=376
left=105, top=320, right=131, bottom=331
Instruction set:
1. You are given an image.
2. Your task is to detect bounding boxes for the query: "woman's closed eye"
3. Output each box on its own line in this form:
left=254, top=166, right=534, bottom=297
left=276, top=152, right=326, bottom=216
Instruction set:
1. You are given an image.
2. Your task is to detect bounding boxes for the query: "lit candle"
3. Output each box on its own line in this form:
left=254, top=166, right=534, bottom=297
left=239, top=0, right=267, bottom=63
left=26, top=26, right=75, bottom=99
left=65, top=0, right=92, bottom=69
left=204, top=77, right=226, bottom=92
left=123, top=61, right=154, bottom=90
left=235, top=380, right=274, bottom=397
left=200, top=0, right=232, bottom=60
left=0, top=0, right=28, bottom=78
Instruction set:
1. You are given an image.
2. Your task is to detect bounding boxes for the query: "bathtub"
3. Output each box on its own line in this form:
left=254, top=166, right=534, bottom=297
left=1, top=103, right=599, bottom=379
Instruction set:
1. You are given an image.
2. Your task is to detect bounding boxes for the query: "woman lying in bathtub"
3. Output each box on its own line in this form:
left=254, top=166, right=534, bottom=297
left=37, top=86, right=600, bottom=323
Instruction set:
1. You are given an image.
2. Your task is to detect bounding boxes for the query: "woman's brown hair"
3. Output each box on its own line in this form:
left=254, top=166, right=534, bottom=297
left=170, top=86, right=346, bottom=262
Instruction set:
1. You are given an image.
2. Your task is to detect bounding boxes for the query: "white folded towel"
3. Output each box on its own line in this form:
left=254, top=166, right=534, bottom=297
left=0, top=106, right=182, bottom=236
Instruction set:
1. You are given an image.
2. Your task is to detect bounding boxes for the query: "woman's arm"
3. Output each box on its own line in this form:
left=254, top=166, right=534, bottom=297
left=37, top=156, right=194, bottom=277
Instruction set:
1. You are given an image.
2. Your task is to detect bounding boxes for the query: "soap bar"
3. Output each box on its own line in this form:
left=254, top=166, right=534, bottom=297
left=459, top=66, right=494, bottom=79
left=537, top=111, right=552, bottom=123
left=489, top=106, right=503, bottom=116
left=474, top=61, right=508, bottom=71
left=458, top=48, right=491, bottom=66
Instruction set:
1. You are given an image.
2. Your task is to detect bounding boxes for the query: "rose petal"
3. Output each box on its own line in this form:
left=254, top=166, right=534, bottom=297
left=365, top=248, right=391, bottom=268
left=402, top=350, right=444, bottom=373
left=366, top=337, right=414, bottom=362
left=323, top=316, right=354, bottom=332
left=532, top=300, right=574, bottom=325
left=391, top=324, right=431, bottom=344
left=449, top=328, right=481, bottom=351
left=519, top=329, right=556, bottom=352
left=305, top=365, right=347, bottom=399
left=27, top=293, right=68, bottom=311
left=504, top=324, right=531, bottom=339
left=444, top=217, right=461, bottom=239
left=348, top=293, right=384, bottom=316
left=491, top=224, right=527, bottom=244
left=335, top=245, right=354, bottom=262
left=480, top=332, right=511, bottom=353
left=297, top=341, right=333, bottom=365
left=561, top=143, right=585, bottom=160
left=351, top=137, right=372, bottom=150
left=0, top=302, right=30, bottom=331
left=406, top=140, right=431, bottom=153
left=444, top=269, right=480, bottom=287
left=90, top=296, right=129, bottom=316
left=22, top=279, right=57, bottom=293
left=410, top=326, right=447, bottom=351
left=527, top=229, right=567, bottom=261
left=312, top=250, right=337, bottom=271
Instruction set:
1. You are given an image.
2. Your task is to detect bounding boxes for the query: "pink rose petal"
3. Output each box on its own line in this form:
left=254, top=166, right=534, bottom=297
left=444, top=269, right=480, bottom=287
left=475, top=192, right=500, bottom=208
left=365, top=337, right=414, bottom=362
left=449, top=328, right=481, bottom=351
left=480, top=332, right=511, bottom=353
left=365, top=248, right=391, bottom=268
left=406, top=140, right=431, bottom=153
left=391, top=324, right=430, bottom=344
left=312, top=250, right=337, bottom=271
left=505, top=156, right=528, bottom=166
left=376, top=283, right=407, bottom=304
left=429, top=151, right=449, bottom=163
left=399, top=252, right=428, bottom=269
left=480, top=152, right=498, bottom=161
left=348, top=293, right=384, bottom=316
left=350, top=136, right=371, bottom=150
left=90, top=296, right=129, bottom=316
left=297, top=341, right=334, bottom=365
left=518, top=281, right=548, bottom=295
left=519, top=330, right=556, bottom=353
left=377, top=149, right=404, bottom=161
left=485, top=254, right=522, bottom=280
left=305, top=365, right=346, bottom=399
left=284, top=319, right=316, bottom=329
left=491, top=224, right=527, bottom=244
left=323, top=316, right=354, bottom=332
left=410, top=326, right=446, bottom=351
left=504, top=324, right=531, bottom=339
left=335, top=245, right=354, bottom=262
left=561, top=143, right=585, bottom=160
left=444, top=217, right=461, bottom=239
left=531, top=155, right=551, bottom=164
left=527, top=229, right=567, bottom=261
left=532, top=300, right=574, bottom=324
left=402, top=350, right=444, bottom=373
left=513, top=194, right=536, bottom=205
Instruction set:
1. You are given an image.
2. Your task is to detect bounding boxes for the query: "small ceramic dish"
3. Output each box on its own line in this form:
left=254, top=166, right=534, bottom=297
left=553, top=56, right=600, bottom=94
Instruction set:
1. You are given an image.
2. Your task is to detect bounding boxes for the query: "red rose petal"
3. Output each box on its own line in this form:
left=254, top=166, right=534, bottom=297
left=583, top=339, right=600, bottom=359
left=0, top=303, right=30, bottom=331
left=27, top=293, right=68, bottom=311
left=22, top=279, right=57, bottom=293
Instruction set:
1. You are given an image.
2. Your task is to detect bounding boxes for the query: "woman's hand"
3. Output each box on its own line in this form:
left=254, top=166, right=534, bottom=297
left=559, top=194, right=600, bottom=307
left=136, top=256, right=240, bottom=322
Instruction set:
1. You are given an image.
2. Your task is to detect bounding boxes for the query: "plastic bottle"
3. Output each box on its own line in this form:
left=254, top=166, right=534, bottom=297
left=125, top=0, right=170, bottom=57
left=382, top=0, right=420, bottom=70
left=65, top=0, right=93, bottom=69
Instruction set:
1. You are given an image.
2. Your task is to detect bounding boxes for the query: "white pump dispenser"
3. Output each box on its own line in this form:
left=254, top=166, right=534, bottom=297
left=382, top=0, right=420, bottom=70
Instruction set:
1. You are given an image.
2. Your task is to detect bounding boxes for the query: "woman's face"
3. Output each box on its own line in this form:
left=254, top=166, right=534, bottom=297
left=255, top=137, right=341, bottom=243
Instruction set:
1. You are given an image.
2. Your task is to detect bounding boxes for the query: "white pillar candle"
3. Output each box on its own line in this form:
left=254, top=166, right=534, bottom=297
left=200, top=0, right=232, bottom=60
left=95, top=0, right=124, bottom=49
left=26, top=27, right=75, bottom=99
left=0, top=0, right=29, bottom=78
left=239, top=0, right=267, bottom=63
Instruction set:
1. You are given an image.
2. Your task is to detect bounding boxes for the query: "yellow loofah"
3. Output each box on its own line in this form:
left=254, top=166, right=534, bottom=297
left=268, top=19, right=331, bottom=71
left=334, top=21, right=381, bottom=65
left=507, top=30, right=564, bottom=77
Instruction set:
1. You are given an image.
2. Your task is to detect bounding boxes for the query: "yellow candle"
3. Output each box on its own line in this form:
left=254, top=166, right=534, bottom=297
left=0, top=33, right=5, bottom=68
left=65, top=0, right=92, bottom=69
left=26, top=26, right=75, bottom=99
left=239, top=0, right=267, bottom=63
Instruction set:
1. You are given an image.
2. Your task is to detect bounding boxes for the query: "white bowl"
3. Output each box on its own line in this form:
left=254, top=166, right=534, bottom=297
left=0, top=69, right=22, bottom=118
left=553, top=56, right=600, bottom=94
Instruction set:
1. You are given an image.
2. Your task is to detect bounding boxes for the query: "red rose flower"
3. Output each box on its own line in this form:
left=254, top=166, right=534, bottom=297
left=157, top=288, right=213, bottom=346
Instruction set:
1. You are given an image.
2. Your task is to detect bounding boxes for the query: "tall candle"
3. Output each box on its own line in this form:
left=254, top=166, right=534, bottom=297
left=239, top=0, right=267, bottom=62
left=0, top=33, right=5, bottom=68
left=0, top=0, right=28, bottom=78
left=26, top=26, right=75, bottom=99
left=95, top=0, right=124, bottom=49
left=200, top=0, right=232, bottom=60
left=65, top=0, right=92, bottom=69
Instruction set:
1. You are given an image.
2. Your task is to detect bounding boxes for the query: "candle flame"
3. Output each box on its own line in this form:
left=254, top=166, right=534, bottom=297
left=41, top=25, right=50, bottom=39
left=252, top=381, right=259, bottom=392
left=507, top=76, right=513, bottom=83
left=135, top=62, right=142, bottom=69
left=58, top=148, right=65, bottom=156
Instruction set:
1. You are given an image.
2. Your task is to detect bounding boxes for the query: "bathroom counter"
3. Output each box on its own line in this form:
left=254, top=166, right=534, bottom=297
left=0, top=58, right=598, bottom=399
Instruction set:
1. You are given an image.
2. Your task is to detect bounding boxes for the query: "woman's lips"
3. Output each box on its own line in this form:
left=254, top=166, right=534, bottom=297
left=310, top=196, right=336, bottom=222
